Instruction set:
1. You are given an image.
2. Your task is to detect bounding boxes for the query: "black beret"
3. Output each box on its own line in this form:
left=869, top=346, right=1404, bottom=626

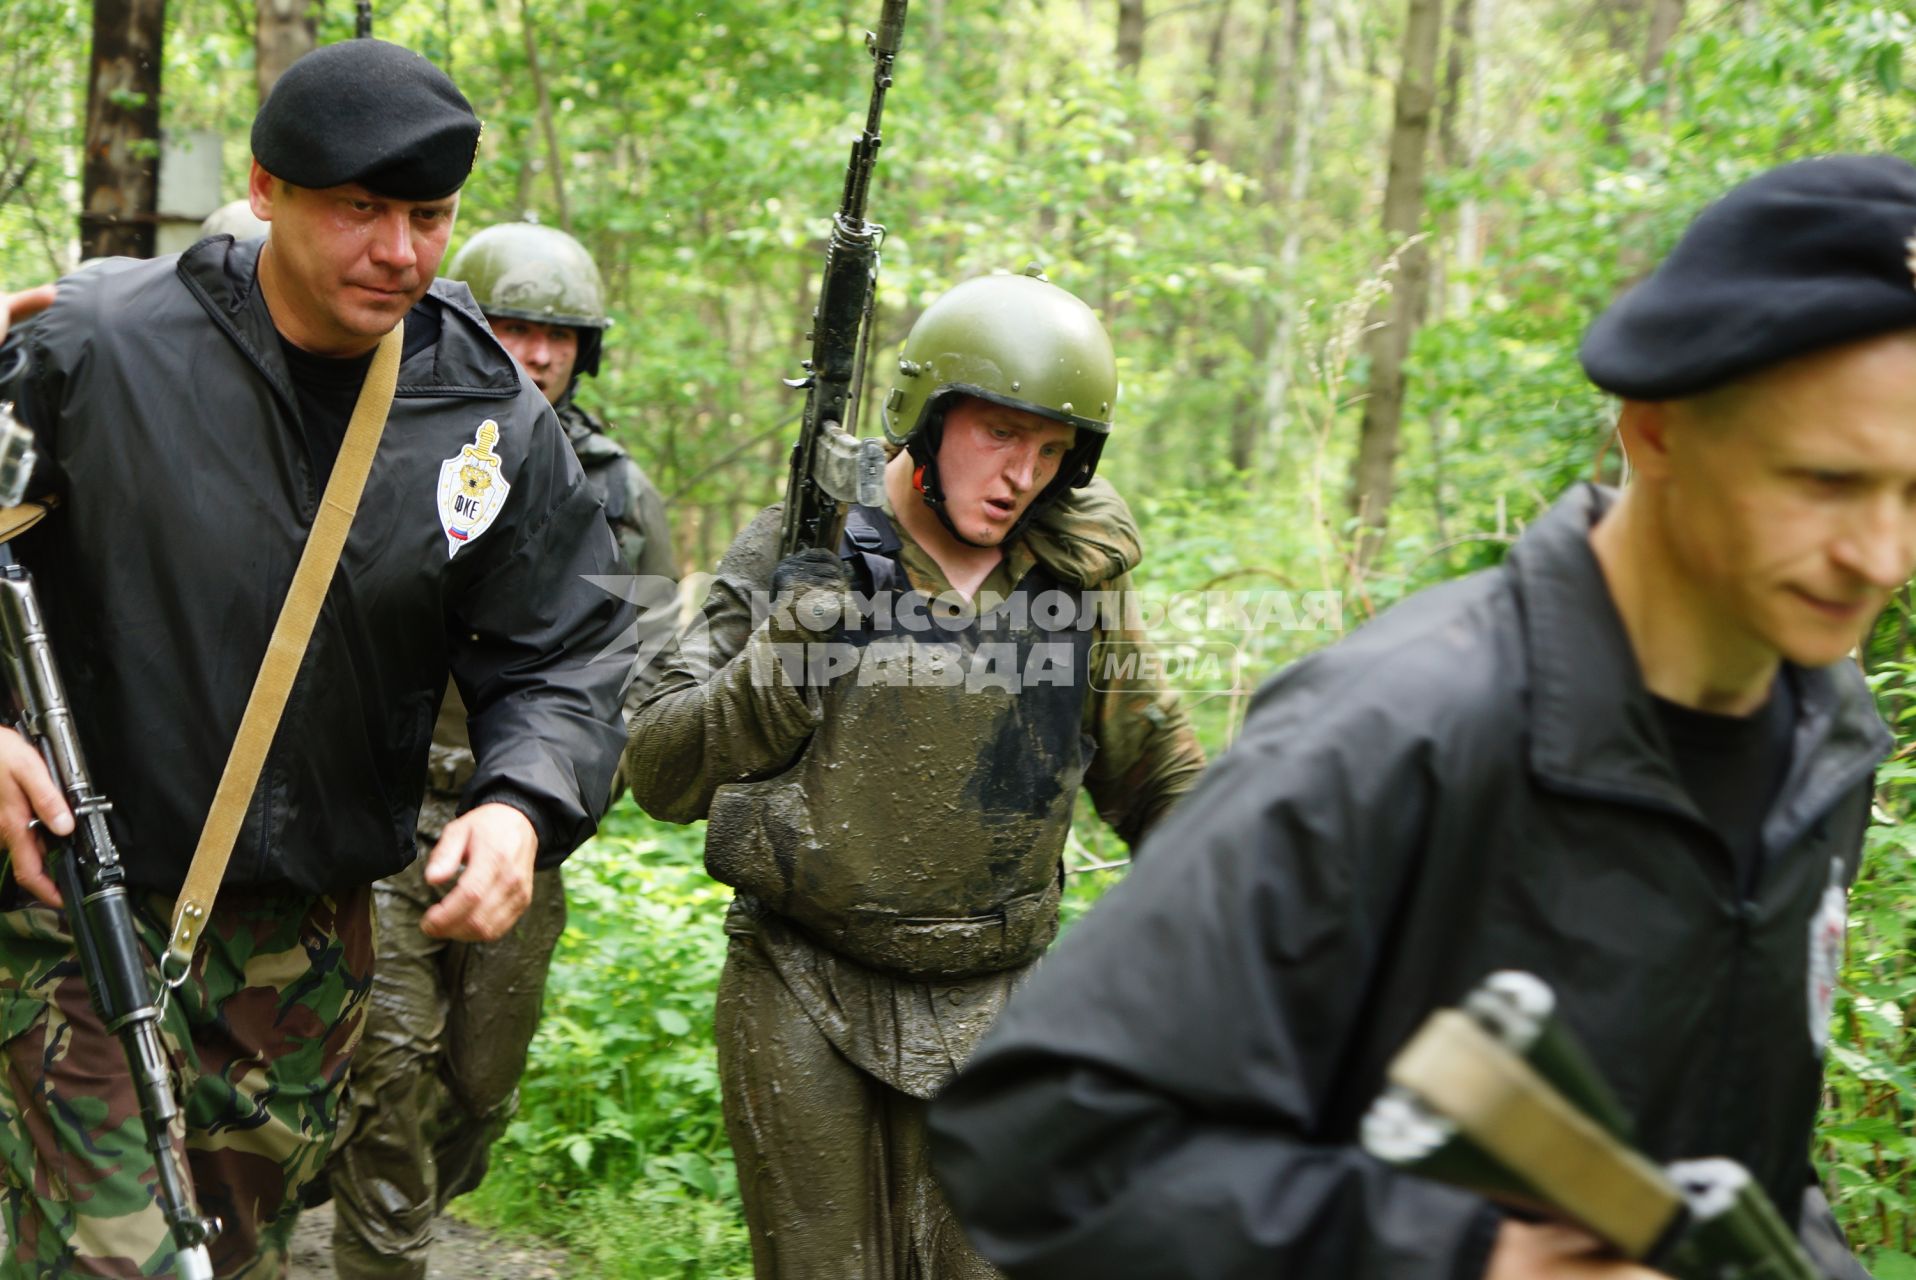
left=1580, top=155, right=1916, bottom=400
left=251, top=40, right=480, bottom=201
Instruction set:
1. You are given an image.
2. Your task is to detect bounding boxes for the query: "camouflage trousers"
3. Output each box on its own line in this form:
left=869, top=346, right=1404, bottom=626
left=326, top=841, right=565, bottom=1280
left=0, top=880, right=373, bottom=1279
left=716, top=931, right=1003, bottom=1280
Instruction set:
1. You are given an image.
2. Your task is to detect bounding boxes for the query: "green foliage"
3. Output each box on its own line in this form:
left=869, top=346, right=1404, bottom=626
left=460, top=806, right=750, bottom=1272
left=1828, top=656, right=1916, bottom=1270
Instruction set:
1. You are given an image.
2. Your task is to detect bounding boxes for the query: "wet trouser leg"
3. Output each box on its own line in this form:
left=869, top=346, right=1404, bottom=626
left=715, top=931, right=1001, bottom=1280
left=435, top=867, right=565, bottom=1202
left=328, top=858, right=445, bottom=1280
left=329, top=852, right=565, bottom=1280
left=0, top=884, right=373, bottom=1280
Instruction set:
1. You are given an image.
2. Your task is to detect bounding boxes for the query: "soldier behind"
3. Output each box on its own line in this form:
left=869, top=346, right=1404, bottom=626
left=0, top=40, right=632, bottom=1278
left=325, top=221, right=676, bottom=1280
left=625, top=270, right=1207, bottom=1280
left=927, top=157, right=1913, bottom=1279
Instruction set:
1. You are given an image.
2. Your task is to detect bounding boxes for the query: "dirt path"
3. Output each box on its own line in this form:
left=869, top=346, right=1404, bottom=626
left=288, top=1202, right=570, bottom=1279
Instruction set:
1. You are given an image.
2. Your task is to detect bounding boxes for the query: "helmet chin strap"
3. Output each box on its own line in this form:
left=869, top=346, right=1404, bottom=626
left=910, top=455, right=999, bottom=550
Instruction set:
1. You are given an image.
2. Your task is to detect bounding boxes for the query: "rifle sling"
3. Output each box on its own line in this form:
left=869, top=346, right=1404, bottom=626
left=1386, top=1008, right=1686, bottom=1258
left=165, top=320, right=404, bottom=972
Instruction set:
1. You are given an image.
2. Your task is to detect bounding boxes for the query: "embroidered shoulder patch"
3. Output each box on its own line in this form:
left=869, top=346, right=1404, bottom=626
left=437, top=419, right=512, bottom=559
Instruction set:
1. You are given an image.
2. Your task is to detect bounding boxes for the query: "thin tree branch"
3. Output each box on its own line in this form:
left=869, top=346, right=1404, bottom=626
left=516, top=0, right=571, bottom=231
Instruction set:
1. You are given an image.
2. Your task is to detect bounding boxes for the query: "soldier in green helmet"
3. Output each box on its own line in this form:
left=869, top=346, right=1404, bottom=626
left=324, top=221, right=677, bottom=1280
left=626, top=270, right=1207, bottom=1279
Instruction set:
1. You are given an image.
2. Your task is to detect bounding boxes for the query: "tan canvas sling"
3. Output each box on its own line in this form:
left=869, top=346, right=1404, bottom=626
left=164, top=320, right=404, bottom=977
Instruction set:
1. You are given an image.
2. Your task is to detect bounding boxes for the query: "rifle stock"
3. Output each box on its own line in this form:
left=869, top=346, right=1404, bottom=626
left=1362, top=972, right=1821, bottom=1280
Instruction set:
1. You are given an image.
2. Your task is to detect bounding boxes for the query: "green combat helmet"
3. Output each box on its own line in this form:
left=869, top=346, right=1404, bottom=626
left=200, top=199, right=269, bottom=241
left=445, top=222, right=610, bottom=378
left=881, top=267, right=1116, bottom=543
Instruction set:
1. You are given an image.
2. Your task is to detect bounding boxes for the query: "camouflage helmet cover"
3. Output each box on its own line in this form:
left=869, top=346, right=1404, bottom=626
left=881, top=270, right=1118, bottom=450
left=200, top=199, right=270, bottom=241
left=445, top=222, right=609, bottom=331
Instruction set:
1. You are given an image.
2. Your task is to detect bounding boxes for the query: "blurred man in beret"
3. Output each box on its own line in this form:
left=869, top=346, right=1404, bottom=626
left=930, top=155, right=1908, bottom=1279
left=0, top=38, right=632, bottom=1277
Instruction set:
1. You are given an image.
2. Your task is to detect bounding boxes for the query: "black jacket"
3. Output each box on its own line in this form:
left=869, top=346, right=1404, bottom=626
left=2, top=238, right=634, bottom=891
left=928, top=485, right=1887, bottom=1280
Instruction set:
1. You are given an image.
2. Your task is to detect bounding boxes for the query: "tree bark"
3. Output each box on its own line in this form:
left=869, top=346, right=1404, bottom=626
left=1191, top=0, right=1234, bottom=159
left=1117, top=0, right=1145, bottom=73
left=1641, top=0, right=1685, bottom=95
left=82, top=0, right=165, bottom=260
left=1437, top=0, right=1472, bottom=169
left=1260, top=0, right=1326, bottom=460
left=1263, top=0, right=1305, bottom=185
left=255, top=0, right=314, bottom=103
left=1425, top=0, right=1477, bottom=543
left=517, top=0, right=571, bottom=231
left=1596, top=0, right=1645, bottom=144
left=1347, top=0, right=1444, bottom=571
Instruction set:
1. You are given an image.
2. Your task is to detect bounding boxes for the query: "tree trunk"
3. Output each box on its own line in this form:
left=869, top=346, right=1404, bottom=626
left=1347, top=0, right=1443, bottom=571
left=255, top=0, right=314, bottom=103
left=1641, top=0, right=1685, bottom=96
left=1596, top=0, right=1645, bottom=144
left=1191, top=0, right=1234, bottom=159
left=1263, top=0, right=1305, bottom=185
left=921, top=0, right=948, bottom=62
left=1260, top=0, right=1326, bottom=459
left=1117, top=0, right=1145, bottom=72
left=1229, top=0, right=1296, bottom=473
left=81, top=0, right=164, bottom=260
left=517, top=0, right=571, bottom=231
left=1437, top=0, right=1472, bottom=169
left=1448, top=0, right=1487, bottom=315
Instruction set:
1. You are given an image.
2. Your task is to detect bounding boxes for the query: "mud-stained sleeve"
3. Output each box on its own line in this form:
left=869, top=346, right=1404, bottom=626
left=1080, top=570, right=1206, bottom=849
left=623, top=505, right=820, bottom=824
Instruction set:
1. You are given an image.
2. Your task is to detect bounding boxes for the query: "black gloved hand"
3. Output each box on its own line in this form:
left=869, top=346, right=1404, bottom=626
left=769, top=548, right=851, bottom=640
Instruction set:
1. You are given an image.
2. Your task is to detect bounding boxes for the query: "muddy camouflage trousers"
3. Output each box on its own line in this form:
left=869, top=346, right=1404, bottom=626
left=0, top=880, right=373, bottom=1279
left=327, top=848, right=565, bottom=1280
left=717, top=931, right=1003, bottom=1280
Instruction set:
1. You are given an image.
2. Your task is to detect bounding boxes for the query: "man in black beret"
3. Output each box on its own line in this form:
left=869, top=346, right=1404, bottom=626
left=928, top=155, right=1912, bottom=1279
left=0, top=37, right=632, bottom=1277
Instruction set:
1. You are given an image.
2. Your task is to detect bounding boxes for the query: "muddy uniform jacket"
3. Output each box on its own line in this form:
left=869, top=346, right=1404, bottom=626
left=2, top=237, right=634, bottom=892
left=419, top=393, right=674, bottom=836
left=928, top=484, right=1883, bottom=1280
left=626, top=480, right=1205, bottom=1094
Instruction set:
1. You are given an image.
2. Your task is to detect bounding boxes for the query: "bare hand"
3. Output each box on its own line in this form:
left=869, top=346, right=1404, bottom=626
left=1486, top=1222, right=1668, bottom=1279
left=0, top=726, right=71, bottom=907
left=419, top=801, right=538, bottom=941
left=0, top=285, right=57, bottom=351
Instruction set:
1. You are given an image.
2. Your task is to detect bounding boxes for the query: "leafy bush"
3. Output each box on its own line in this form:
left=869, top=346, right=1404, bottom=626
left=462, top=806, right=750, bottom=1273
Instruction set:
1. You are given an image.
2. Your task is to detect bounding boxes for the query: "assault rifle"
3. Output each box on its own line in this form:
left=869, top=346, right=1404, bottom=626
left=0, top=392, right=218, bottom=1277
left=1362, top=972, right=1819, bottom=1280
left=777, top=0, right=909, bottom=557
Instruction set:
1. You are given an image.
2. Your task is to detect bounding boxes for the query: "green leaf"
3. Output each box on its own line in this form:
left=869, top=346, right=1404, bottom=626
left=1869, top=1250, right=1916, bottom=1280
